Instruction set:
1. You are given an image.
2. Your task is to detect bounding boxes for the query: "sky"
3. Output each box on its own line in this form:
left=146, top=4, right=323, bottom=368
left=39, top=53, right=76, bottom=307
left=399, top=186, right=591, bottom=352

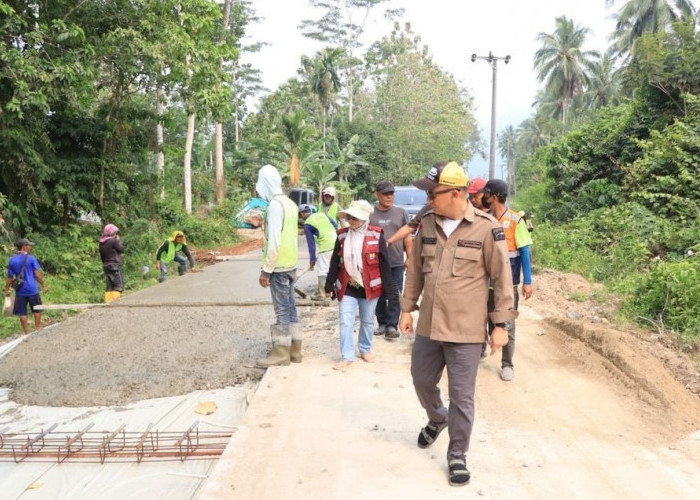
left=244, top=0, right=619, bottom=177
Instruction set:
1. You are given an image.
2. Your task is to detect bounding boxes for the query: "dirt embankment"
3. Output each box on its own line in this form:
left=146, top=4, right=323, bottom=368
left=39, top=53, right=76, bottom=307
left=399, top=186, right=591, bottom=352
left=529, top=269, right=700, bottom=397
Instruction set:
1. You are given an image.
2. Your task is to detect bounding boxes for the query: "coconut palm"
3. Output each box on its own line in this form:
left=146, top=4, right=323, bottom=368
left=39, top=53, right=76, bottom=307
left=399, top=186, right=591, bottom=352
left=301, top=47, right=344, bottom=139
left=583, top=50, right=623, bottom=109
left=517, top=117, right=554, bottom=155
left=497, top=126, right=518, bottom=194
left=534, top=16, right=600, bottom=125
left=606, top=0, right=696, bottom=59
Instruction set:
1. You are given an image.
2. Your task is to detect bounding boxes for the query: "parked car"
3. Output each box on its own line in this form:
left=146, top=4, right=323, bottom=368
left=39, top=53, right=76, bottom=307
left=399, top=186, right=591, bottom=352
left=287, top=187, right=317, bottom=228
left=287, top=187, right=315, bottom=208
left=393, top=186, right=427, bottom=220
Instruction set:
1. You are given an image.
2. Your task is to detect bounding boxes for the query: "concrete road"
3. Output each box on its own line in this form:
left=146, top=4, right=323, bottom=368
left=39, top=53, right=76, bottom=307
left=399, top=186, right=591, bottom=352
left=119, top=237, right=315, bottom=306
left=200, top=304, right=700, bottom=499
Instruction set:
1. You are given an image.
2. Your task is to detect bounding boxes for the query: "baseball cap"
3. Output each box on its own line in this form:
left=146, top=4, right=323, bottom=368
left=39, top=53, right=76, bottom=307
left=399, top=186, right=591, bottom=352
left=478, top=179, right=508, bottom=196
left=15, top=238, right=35, bottom=249
left=322, top=186, right=336, bottom=197
left=299, top=203, right=313, bottom=213
left=467, top=178, right=487, bottom=194
left=413, top=161, right=469, bottom=191
left=375, top=180, right=395, bottom=194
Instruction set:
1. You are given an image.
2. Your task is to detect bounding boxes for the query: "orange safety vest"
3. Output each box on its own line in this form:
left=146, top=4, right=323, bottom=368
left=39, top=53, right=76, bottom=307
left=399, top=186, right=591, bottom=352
left=334, top=225, right=384, bottom=301
left=497, top=208, right=522, bottom=258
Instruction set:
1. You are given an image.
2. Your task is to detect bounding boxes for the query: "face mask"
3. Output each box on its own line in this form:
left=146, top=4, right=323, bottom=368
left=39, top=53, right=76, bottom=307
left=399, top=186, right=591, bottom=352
left=481, top=195, right=492, bottom=209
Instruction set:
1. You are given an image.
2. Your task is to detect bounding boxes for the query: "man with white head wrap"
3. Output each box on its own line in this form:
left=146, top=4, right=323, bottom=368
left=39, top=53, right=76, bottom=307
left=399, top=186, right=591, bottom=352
left=255, top=164, right=302, bottom=366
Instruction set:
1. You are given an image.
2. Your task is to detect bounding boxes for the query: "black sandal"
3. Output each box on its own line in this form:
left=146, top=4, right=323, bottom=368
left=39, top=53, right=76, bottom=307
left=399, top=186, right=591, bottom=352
left=417, top=421, right=447, bottom=448
left=448, top=459, right=471, bottom=486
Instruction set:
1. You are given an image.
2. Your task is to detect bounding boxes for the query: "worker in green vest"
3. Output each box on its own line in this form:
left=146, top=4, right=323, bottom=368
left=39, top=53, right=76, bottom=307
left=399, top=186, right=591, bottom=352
left=320, top=186, right=344, bottom=228
left=255, top=164, right=302, bottom=367
left=299, top=204, right=337, bottom=300
left=155, top=230, right=196, bottom=282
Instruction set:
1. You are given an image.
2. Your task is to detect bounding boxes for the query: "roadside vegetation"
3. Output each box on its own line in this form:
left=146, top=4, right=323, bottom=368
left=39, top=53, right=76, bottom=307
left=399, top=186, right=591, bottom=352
left=513, top=3, right=700, bottom=354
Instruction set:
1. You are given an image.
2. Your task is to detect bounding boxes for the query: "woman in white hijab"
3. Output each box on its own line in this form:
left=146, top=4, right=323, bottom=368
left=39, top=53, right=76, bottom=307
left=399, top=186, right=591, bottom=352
left=325, top=200, right=394, bottom=370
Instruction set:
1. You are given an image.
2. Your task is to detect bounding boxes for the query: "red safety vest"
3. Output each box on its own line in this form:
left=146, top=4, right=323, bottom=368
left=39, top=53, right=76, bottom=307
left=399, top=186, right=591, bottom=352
left=334, top=225, right=384, bottom=301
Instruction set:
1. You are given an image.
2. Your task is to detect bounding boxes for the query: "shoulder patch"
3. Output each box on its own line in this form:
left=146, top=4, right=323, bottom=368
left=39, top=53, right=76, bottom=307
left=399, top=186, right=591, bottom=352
left=492, top=227, right=505, bottom=241
left=458, top=240, right=482, bottom=249
left=422, top=237, right=437, bottom=245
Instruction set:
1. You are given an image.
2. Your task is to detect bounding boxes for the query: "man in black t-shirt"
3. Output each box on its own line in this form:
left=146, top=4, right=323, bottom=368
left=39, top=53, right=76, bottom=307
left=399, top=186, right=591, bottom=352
left=369, top=180, right=413, bottom=340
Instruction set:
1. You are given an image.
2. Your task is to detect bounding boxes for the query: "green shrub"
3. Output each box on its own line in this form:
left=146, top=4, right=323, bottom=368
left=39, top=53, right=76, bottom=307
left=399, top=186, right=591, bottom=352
left=626, top=259, right=700, bottom=347
left=531, top=220, right=602, bottom=280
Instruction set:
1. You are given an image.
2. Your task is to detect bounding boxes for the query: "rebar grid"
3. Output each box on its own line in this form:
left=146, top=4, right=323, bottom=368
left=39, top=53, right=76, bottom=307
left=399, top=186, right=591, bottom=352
left=0, top=421, right=232, bottom=464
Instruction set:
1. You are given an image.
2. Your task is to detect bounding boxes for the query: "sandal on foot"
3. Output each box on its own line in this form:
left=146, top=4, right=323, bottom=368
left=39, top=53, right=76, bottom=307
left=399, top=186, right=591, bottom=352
left=448, top=459, right=470, bottom=487
left=417, top=421, right=447, bottom=448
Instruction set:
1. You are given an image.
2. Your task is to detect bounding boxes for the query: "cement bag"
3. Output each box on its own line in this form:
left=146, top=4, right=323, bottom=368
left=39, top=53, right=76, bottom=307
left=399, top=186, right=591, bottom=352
left=3, top=295, right=13, bottom=317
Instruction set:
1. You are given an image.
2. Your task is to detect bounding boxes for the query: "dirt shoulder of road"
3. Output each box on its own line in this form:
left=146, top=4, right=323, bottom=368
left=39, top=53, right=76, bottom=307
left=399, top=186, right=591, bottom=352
left=190, top=228, right=264, bottom=264
left=528, top=268, right=700, bottom=399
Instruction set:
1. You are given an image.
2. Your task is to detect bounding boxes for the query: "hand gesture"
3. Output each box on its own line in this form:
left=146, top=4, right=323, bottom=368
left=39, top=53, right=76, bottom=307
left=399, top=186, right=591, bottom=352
left=489, top=327, right=509, bottom=356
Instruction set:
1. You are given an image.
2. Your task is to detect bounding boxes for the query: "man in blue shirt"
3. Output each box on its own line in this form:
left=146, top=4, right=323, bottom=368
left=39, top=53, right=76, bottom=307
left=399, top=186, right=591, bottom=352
left=4, top=238, right=48, bottom=335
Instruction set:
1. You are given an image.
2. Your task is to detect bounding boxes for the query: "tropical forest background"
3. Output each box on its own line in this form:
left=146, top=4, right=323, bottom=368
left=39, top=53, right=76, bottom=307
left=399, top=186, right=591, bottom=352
left=0, top=0, right=699, bottom=357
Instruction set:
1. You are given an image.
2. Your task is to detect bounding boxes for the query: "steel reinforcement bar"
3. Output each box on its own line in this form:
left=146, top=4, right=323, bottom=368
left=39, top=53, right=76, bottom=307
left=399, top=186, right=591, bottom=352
left=0, top=422, right=232, bottom=463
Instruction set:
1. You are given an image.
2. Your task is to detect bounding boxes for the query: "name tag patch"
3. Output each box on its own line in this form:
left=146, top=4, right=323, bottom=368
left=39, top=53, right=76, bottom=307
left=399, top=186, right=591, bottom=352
left=458, top=240, right=482, bottom=249
left=492, top=227, right=505, bottom=241
left=422, top=237, right=437, bottom=245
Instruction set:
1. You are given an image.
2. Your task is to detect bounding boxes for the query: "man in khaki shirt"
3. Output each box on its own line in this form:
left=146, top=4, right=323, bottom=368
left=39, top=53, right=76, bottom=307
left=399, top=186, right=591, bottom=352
left=399, top=161, right=517, bottom=487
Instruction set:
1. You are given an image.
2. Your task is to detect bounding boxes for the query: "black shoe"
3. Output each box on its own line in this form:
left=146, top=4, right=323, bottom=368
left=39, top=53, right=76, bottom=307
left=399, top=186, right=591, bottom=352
left=448, top=458, right=470, bottom=486
left=374, top=324, right=387, bottom=336
left=384, top=326, right=400, bottom=340
left=417, top=421, right=447, bottom=448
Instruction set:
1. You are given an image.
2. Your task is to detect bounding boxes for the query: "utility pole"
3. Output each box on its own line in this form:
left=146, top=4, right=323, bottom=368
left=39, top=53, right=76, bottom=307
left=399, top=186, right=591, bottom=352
left=471, top=52, right=510, bottom=180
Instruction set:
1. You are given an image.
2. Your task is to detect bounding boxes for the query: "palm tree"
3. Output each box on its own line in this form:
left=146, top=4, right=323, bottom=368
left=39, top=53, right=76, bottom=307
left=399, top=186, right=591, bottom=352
left=301, top=48, right=344, bottom=139
left=517, top=117, right=554, bottom=155
left=606, top=0, right=696, bottom=59
left=497, top=126, right=518, bottom=195
left=583, top=50, right=623, bottom=109
left=533, top=16, right=600, bottom=125
left=279, top=111, right=317, bottom=187
left=531, top=89, right=568, bottom=127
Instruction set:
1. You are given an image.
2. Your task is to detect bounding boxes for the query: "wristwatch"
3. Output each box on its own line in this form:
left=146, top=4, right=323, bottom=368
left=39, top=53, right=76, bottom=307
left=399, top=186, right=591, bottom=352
left=494, top=321, right=512, bottom=331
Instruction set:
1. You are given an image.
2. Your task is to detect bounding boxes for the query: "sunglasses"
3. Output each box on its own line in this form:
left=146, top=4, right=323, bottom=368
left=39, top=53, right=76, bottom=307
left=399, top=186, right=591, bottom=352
left=426, top=188, right=459, bottom=200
